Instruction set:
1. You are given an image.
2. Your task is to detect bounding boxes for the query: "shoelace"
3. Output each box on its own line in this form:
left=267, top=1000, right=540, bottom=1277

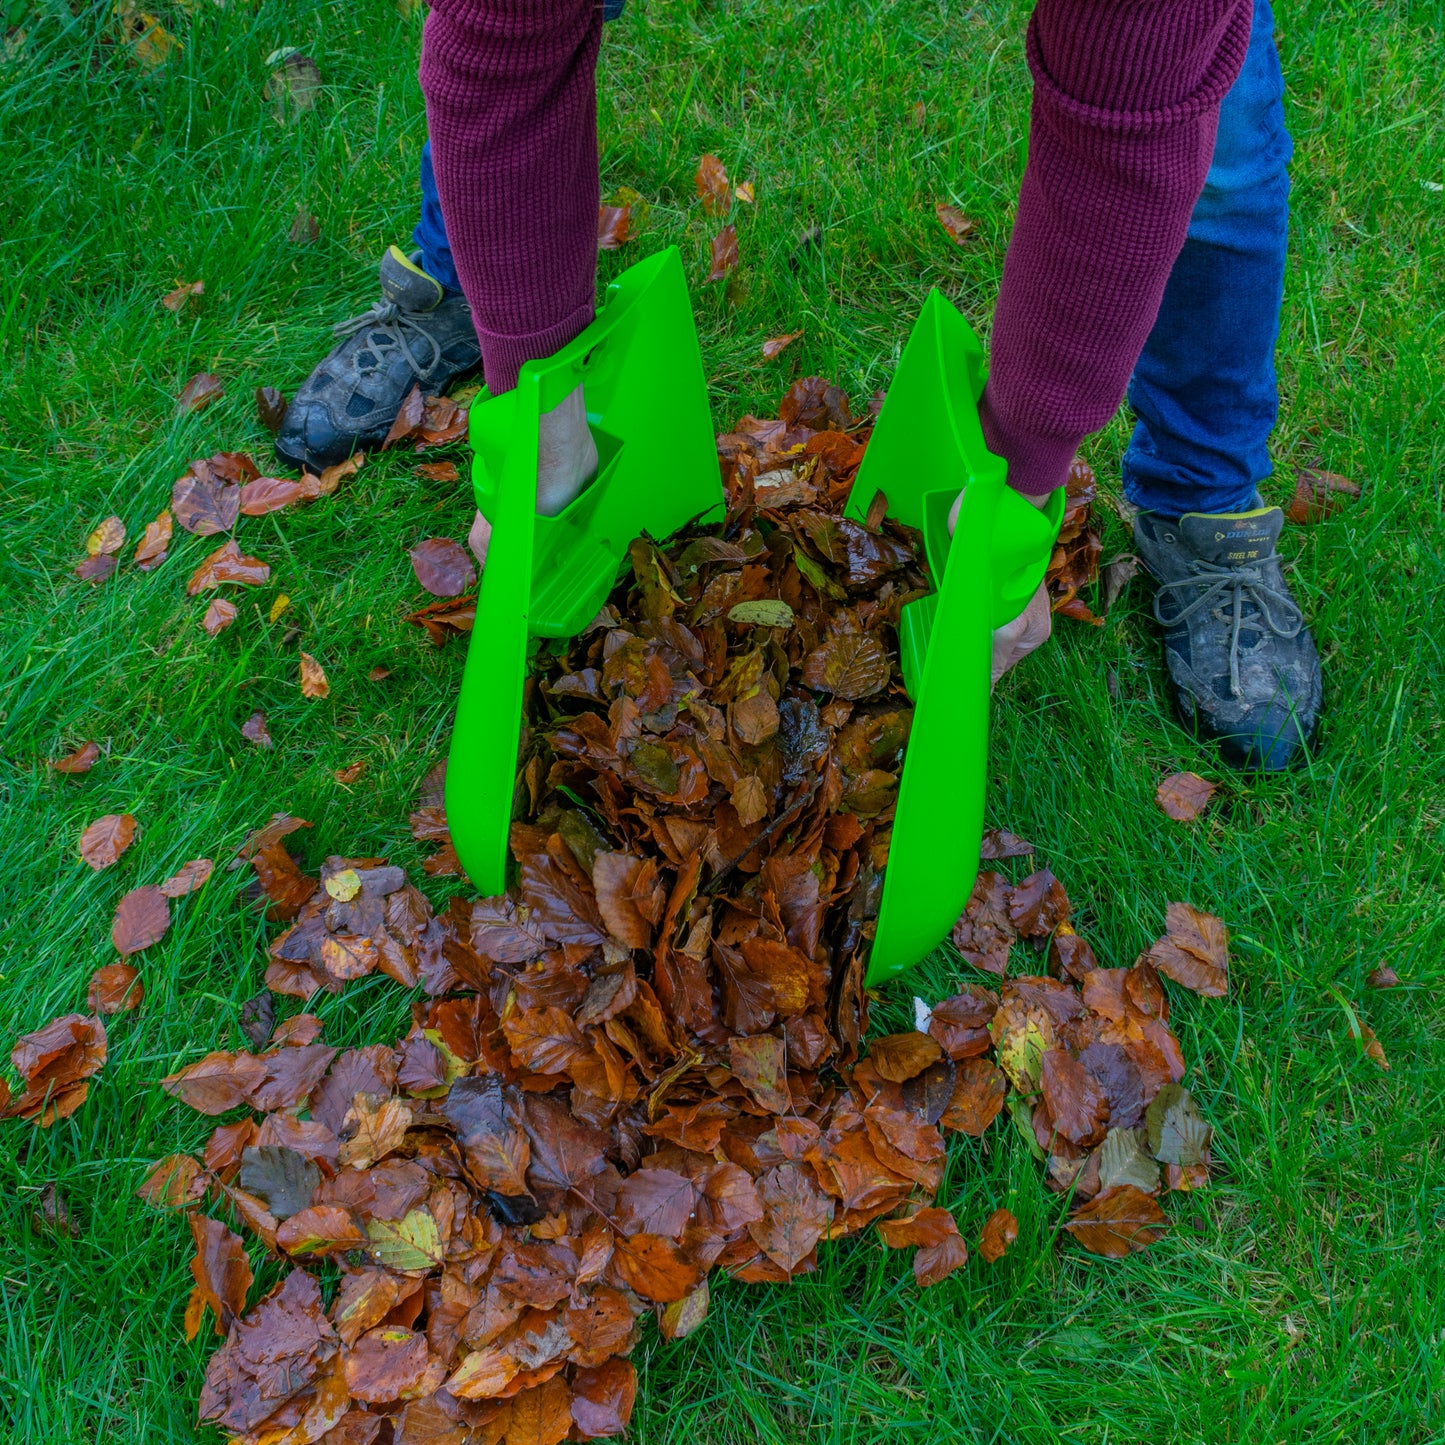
left=1153, top=559, right=1303, bottom=698
left=332, top=300, right=442, bottom=377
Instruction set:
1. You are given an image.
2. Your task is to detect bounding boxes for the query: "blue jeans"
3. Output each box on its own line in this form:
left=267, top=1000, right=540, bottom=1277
left=1121, top=0, right=1293, bottom=519
left=413, top=0, right=626, bottom=292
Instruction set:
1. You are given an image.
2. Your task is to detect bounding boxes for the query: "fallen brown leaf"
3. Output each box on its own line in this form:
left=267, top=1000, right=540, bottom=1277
left=178, top=372, right=224, bottom=413
left=707, top=225, right=739, bottom=283
left=160, top=858, right=213, bottom=898
left=240, top=711, right=273, bottom=748
left=299, top=653, right=329, bottom=699
left=1063, top=1184, right=1170, bottom=1258
left=202, top=598, right=238, bottom=636
left=53, top=742, right=100, bottom=775
left=409, top=537, right=476, bottom=598
left=935, top=203, right=977, bottom=245
left=255, top=386, right=288, bottom=435
left=75, top=554, right=117, bottom=584
left=186, top=540, right=270, bottom=596
left=1155, top=772, right=1216, bottom=823
left=978, top=1207, right=1018, bottom=1263
left=161, top=280, right=204, bottom=312
left=86, top=517, right=126, bottom=556
left=133, top=510, right=173, bottom=570
left=598, top=203, right=631, bottom=250
left=1147, top=902, right=1228, bottom=997
left=695, top=154, right=731, bottom=215
left=79, top=813, right=136, bottom=870
left=88, top=962, right=143, bottom=1014
left=112, top=885, right=171, bottom=956
left=762, top=331, right=803, bottom=361
left=1286, top=468, right=1360, bottom=525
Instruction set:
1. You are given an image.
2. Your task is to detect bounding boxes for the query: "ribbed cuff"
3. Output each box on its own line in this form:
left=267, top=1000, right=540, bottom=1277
left=980, top=382, right=1078, bottom=498
left=478, top=300, right=595, bottom=395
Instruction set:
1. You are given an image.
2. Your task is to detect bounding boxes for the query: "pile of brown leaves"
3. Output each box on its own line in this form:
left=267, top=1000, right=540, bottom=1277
left=130, top=378, right=1231, bottom=1445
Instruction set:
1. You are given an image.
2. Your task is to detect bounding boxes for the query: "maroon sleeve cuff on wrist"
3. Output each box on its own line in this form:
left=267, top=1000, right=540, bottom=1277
left=980, top=382, right=1079, bottom=498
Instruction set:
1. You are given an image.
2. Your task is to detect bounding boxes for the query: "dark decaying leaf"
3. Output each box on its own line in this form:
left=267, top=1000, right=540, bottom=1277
left=707, top=225, right=739, bottom=283
left=410, top=537, right=477, bottom=597
left=762, top=331, right=802, bottom=361
left=255, top=386, right=288, bottom=434
left=597, top=204, right=631, bottom=250
left=186, top=539, right=270, bottom=595
left=178, top=372, right=224, bottom=413
left=979, top=828, right=1033, bottom=860
left=240, top=711, right=273, bottom=748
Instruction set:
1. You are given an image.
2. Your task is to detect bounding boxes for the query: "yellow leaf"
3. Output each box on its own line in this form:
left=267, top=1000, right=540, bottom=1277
left=268, top=593, right=290, bottom=622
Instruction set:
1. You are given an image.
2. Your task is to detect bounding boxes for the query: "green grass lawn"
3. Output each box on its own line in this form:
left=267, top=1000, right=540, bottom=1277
left=3, top=0, right=1444, bottom=1440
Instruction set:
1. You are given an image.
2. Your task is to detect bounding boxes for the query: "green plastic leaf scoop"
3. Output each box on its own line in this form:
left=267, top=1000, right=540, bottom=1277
left=844, top=290, right=1063, bottom=984
left=444, top=254, right=1061, bottom=988
left=445, top=247, right=725, bottom=896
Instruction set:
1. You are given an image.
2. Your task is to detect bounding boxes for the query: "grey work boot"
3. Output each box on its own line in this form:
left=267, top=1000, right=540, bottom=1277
left=1133, top=505, right=1322, bottom=770
left=274, top=246, right=481, bottom=473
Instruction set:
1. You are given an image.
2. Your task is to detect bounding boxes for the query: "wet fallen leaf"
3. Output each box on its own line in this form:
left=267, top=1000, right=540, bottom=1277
left=762, top=331, right=802, bottom=361
left=160, top=858, right=213, bottom=898
left=1147, top=902, right=1228, bottom=997
left=935, top=203, right=977, bottom=244
left=876, top=1207, right=968, bottom=1287
left=88, top=962, right=143, bottom=1014
left=695, top=154, right=731, bottom=215
left=53, top=742, right=100, bottom=775
left=178, top=372, right=224, bottom=413
left=1286, top=468, right=1360, bottom=525
left=86, top=517, right=126, bottom=556
left=707, top=225, right=739, bottom=283
left=413, top=461, right=459, bottom=482
left=289, top=205, right=320, bottom=245
left=76, top=554, right=117, bottom=583
left=32, top=1181, right=81, bottom=1239
left=184, top=1214, right=253, bottom=1339
left=334, top=761, right=367, bottom=785
left=1367, top=965, right=1400, bottom=989
left=133, top=510, right=173, bottom=570
left=1156, top=772, right=1216, bottom=823
left=79, top=812, right=136, bottom=870
left=239, top=476, right=307, bottom=516
left=800, top=632, right=890, bottom=699
left=978, top=1207, right=1018, bottom=1263
left=299, top=653, right=329, bottom=699
left=112, top=885, right=171, bottom=955
left=240, top=711, right=273, bottom=748
left=202, top=597, right=238, bottom=636
left=255, top=386, right=288, bottom=434
left=1100, top=552, right=1139, bottom=614
left=1063, top=1184, right=1170, bottom=1258
left=979, top=829, right=1033, bottom=860
left=598, top=204, right=631, bottom=250
left=186, top=539, right=270, bottom=595
left=162, top=279, right=204, bottom=312
left=409, top=537, right=476, bottom=597
left=137, top=1153, right=206, bottom=1211
left=268, top=594, right=290, bottom=623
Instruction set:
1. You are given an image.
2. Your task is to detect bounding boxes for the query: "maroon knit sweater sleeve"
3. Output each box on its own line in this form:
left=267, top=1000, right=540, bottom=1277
left=981, top=0, right=1253, bottom=496
left=419, top=0, right=602, bottom=394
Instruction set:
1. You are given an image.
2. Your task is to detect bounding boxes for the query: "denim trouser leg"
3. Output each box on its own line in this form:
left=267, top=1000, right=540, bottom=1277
left=413, top=140, right=463, bottom=293
left=1121, top=0, right=1293, bottom=519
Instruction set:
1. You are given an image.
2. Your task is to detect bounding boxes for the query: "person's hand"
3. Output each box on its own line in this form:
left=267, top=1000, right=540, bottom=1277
left=990, top=580, right=1052, bottom=690
left=468, top=383, right=597, bottom=569
left=947, top=485, right=1059, bottom=690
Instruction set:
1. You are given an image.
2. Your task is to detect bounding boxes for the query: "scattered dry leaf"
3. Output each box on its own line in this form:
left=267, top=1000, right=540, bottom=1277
left=1285, top=469, right=1360, bottom=525
left=88, top=962, right=143, bottom=1014
left=79, top=813, right=136, bottom=870
left=1156, top=772, right=1216, bottom=823
left=178, top=372, right=224, bottom=413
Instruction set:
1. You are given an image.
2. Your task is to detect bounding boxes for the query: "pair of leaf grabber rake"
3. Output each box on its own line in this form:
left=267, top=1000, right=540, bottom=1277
left=444, top=248, right=1062, bottom=986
